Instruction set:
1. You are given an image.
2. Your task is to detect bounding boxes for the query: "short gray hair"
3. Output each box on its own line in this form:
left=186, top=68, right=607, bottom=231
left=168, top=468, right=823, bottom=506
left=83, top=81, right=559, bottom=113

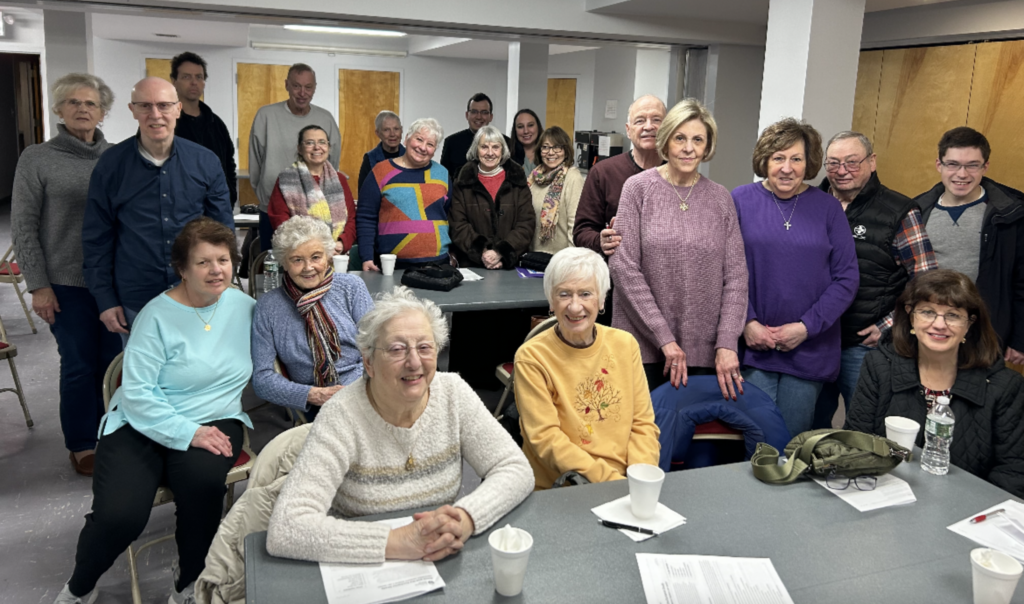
left=466, top=125, right=510, bottom=164
left=356, top=286, right=450, bottom=355
left=405, top=118, right=444, bottom=148
left=375, top=110, right=401, bottom=132
left=51, top=73, right=115, bottom=116
left=826, top=131, right=874, bottom=157
left=271, top=216, right=335, bottom=264
left=543, top=248, right=610, bottom=309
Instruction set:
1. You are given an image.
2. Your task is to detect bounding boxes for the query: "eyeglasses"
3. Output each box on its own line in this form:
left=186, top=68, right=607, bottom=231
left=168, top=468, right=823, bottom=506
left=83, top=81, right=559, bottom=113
left=468, top=109, right=491, bottom=117
left=65, top=99, right=100, bottom=110
left=541, top=145, right=564, bottom=155
left=301, top=139, right=330, bottom=148
left=825, top=473, right=877, bottom=491
left=374, top=342, right=438, bottom=362
left=131, top=101, right=179, bottom=114
left=912, top=308, right=972, bottom=328
left=939, top=160, right=985, bottom=174
left=825, top=157, right=869, bottom=173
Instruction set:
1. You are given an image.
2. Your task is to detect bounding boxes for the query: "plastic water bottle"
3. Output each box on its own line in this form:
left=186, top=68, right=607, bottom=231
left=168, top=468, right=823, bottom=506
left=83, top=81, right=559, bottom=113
left=922, top=395, right=955, bottom=475
left=262, top=251, right=279, bottom=293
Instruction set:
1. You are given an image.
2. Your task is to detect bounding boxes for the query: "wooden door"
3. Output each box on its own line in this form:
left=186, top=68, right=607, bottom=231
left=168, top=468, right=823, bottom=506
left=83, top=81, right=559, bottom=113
left=872, top=45, right=976, bottom=197
left=145, top=58, right=172, bottom=83
left=967, top=39, right=1024, bottom=193
left=337, top=69, right=400, bottom=185
left=851, top=50, right=884, bottom=142
left=235, top=63, right=291, bottom=207
left=546, top=78, right=576, bottom=136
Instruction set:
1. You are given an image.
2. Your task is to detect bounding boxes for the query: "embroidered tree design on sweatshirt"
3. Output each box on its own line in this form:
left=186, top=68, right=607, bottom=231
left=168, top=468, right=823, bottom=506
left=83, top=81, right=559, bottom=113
left=574, top=367, right=622, bottom=444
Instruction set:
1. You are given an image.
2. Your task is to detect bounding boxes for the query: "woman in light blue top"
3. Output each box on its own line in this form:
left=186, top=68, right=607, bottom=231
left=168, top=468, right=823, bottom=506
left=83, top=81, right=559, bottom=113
left=56, top=218, right=255, bottom=604
left=252, top=216, right=373, bottom=421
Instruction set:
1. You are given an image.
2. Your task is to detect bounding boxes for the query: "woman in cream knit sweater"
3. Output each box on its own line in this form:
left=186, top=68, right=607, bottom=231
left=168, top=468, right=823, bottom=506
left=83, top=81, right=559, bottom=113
left=267, top=286, right=533, bottom=563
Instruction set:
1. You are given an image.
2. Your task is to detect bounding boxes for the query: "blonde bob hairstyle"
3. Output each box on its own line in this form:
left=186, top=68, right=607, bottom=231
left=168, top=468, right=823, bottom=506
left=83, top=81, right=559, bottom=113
left=752, top=118, right=823, bottom=180
left=656, top=98, right=718, bottom=162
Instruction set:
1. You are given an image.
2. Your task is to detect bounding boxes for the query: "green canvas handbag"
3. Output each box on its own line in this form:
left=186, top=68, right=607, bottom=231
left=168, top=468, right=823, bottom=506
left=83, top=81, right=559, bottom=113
left=751, top=429, right=911, bottom=485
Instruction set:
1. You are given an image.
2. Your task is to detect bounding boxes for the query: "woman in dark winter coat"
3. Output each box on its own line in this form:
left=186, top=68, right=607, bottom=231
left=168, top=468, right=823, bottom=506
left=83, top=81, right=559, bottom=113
left=449, top=125, right=535, bottom=270
left=845, top=269, right=1024, bottom=497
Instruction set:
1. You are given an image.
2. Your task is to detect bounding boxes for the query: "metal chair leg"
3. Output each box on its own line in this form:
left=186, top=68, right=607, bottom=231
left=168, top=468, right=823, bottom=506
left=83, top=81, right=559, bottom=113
left=0, top=312, right=8, bottom=342
left=8, top=356, right=31, bottom=428
left=12, top=281, right=36, bottom=334
left=127, top=545, right=142, bottom=604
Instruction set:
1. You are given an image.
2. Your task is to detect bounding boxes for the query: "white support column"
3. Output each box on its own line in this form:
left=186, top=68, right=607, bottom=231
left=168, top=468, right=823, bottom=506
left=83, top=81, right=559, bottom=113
left=703, top=44, right=765, bottom=190
left=506, top=42, right=548, bottom=133
left=757, top=0, right=866, bottom=149
left=43, top=9, right=91, bottom=136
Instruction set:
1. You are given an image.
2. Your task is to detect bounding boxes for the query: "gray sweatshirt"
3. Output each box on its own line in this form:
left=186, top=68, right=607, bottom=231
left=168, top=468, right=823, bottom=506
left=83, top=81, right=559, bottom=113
left=248, top=101, right=341, bottom=211
left=12, top=125, right=112, bottom=291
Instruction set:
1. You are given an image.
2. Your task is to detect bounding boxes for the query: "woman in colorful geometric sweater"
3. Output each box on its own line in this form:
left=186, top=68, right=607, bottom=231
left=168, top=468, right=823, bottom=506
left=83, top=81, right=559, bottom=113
left=356, top=118, right=452, bottom=271
left=515, top=247, right=661, bottom=489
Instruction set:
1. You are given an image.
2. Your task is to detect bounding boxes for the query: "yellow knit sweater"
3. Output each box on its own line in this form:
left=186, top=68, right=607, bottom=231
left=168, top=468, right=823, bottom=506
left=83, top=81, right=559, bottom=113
left=514, top=324, right=661, bottom=489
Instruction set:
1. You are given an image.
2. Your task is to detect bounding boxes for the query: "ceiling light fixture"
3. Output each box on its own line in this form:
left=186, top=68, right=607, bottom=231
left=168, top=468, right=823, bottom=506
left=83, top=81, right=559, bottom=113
left=283, top=24, right=406, bottom=37
left=250, top=41, right=408, bottom=58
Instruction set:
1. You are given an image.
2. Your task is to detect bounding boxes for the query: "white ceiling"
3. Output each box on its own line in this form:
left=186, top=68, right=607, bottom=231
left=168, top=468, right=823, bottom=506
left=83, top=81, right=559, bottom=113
left=585, top=0, right=964, bottom=23
left=90, top=12, right=250, bottom=47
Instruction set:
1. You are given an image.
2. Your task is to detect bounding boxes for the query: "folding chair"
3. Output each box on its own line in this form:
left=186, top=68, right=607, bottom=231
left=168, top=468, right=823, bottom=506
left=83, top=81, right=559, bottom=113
left=273, top=357, right=309, bottom=426
left=0, top=336, right=31, bottom=428
left=247, top=236, right=262, bottom=282
left=249, top=250, right=269, bottom=298
left=0, top=245, right=37, bottom=334
left=102, top=352, right=256, bottom=604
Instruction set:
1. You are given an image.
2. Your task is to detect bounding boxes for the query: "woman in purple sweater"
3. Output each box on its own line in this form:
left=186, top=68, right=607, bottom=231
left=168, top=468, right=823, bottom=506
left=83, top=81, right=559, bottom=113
left=732, top=119, right=859, bottom=436
left=610, top=99, right=748, bottom=399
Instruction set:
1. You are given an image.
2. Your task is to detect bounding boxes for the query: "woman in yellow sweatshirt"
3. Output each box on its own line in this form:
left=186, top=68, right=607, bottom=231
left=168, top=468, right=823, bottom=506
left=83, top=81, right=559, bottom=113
left=515, top=247, right=661, bottom=489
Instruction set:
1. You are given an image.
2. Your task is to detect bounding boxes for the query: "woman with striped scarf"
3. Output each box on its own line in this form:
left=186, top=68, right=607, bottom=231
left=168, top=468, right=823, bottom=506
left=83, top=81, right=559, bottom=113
left=252, top=216, right=373, bottom=421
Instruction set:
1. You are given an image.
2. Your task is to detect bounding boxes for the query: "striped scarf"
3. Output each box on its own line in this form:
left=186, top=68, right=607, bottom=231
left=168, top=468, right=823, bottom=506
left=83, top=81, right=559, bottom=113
left=283, top=267, right=342, bottom=387
left=278, top=160, right=348, bottom=241
left=529, top=164, right=568, bottom=242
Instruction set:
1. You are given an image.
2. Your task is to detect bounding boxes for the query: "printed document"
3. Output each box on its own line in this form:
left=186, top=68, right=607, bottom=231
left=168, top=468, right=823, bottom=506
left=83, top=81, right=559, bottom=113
left=636, top=553, right=794, bottom=604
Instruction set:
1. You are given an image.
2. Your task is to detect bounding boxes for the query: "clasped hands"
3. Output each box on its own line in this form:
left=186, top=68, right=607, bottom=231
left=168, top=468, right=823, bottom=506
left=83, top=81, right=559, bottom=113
left=386, top=505, right=475, bottom=562
left=743, top=320, right=808, bottom=353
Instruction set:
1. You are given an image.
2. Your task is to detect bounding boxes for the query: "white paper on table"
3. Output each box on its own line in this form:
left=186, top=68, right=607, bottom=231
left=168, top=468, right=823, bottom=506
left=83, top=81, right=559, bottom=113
left=318, top=517, right=445, bottom=604
left=636, top=553, right=794, bottom=604
left=948, top=499, right=1024, bottom=563
left=811, top=473, right=916, bottom=512
left=598, top=136, right=611, bottom=156
left=458, top=268, right=483, bottom=281
left=591, top=495, right=686, bottom=542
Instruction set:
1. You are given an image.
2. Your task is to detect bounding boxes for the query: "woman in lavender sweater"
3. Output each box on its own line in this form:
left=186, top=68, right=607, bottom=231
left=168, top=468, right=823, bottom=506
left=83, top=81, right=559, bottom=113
left=610, top=99, right=748, bottom=398
left=731, top=119, right=859, bottom=436
left=252, top=216, right=373, bottom=421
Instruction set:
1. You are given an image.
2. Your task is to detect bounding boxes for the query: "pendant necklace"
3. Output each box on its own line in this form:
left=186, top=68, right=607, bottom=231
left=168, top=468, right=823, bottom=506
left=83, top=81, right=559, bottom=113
left=667, top=169, right=700, bottom=211
left=770, top=188, right=801, bottom=231
left=367, top=387, right=421, bottom=471
left=184, top=285, right=219, bottom=331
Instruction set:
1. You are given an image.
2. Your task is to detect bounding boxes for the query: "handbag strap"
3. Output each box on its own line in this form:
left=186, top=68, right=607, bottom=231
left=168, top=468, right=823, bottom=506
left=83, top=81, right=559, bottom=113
left=751, top=429, right=896, bottom=485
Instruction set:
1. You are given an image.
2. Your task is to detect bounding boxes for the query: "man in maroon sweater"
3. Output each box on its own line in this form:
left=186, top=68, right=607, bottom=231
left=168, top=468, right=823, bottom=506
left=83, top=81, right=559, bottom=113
left=573, top=94, right=666, bottom=323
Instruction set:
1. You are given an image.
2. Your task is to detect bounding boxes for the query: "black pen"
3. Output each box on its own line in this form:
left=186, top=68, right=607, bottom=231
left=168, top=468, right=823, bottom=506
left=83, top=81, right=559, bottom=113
left=599, top=519, right=656, bottom=536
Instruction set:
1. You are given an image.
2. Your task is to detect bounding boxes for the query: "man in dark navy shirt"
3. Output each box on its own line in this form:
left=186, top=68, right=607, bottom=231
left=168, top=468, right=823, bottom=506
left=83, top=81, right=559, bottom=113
left=83, top=77, right=233, bottom=339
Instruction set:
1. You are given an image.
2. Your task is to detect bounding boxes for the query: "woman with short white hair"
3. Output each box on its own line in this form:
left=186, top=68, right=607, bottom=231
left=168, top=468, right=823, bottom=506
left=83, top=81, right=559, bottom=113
left=267, top=285, right=533, bottom=563
left=252, top=216, right=373, bottom=421
left=449, top=125, right=535, bottom=269
left=356, top=117, right=452, bottom=272
left=357, top=110, right=404, bottom=192
left=12, top=72, right=120, bottom=476
left=515, top=247, right=660, bottom=489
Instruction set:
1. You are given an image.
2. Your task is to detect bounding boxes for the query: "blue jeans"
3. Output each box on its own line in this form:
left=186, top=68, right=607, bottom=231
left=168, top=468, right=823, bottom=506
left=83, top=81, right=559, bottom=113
left=813, top=344, right=873, bottom=429
left=742, top=368, right=824, bottom=436
left=259, top=211, right=273, bottom=252
left=49, top=285, right=123, bottom=452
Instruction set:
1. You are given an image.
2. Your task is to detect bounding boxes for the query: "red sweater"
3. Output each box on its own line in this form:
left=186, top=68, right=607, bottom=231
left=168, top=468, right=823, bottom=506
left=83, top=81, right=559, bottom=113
left=268, top=173, right=357, bottom=253
left=478, top=170, right=506, bottom=201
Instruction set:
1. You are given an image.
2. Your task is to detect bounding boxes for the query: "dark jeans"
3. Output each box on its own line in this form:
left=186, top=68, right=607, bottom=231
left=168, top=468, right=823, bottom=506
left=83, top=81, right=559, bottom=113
left=68, top=419, right=243, bottom=596
left=643, top=362, right=715, bottom=391
left=259, top=211, right=273, bottom=252
left=49, top=285, right=123, bottom=452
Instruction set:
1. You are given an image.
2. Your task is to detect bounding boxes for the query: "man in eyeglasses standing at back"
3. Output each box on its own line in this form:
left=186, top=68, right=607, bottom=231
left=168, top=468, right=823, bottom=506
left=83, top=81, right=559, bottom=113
left=83, top=77, right=233, bottom=341
left=439, top=92, right=513, bottom=179
left=812, top=131, right=936, bottom=428
left=916, top=126, right=1024, bottom=366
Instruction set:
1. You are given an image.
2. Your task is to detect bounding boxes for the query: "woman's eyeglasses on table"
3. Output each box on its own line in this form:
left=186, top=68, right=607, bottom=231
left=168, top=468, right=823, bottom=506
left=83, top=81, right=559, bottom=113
left=374, top=342, right=438, bottom=361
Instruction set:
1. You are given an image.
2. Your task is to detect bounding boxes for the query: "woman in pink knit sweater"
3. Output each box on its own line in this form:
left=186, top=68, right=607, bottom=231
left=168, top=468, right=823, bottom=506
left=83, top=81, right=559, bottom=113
left=609, top=98, right=748, bottom=399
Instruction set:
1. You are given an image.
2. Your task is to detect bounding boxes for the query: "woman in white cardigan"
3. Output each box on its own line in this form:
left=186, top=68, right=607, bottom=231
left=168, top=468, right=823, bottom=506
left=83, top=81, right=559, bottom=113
left=267, top=286, right=533, bottom=563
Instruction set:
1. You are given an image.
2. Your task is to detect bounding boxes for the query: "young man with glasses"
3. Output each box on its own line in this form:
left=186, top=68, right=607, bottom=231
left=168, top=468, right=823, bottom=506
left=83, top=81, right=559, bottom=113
left=83, top=77, right=233, bottom=341
left=813, top=131, right=937, bottom=428
left=439, top=92, right=512, bottom=178
left=916, top=126, right=1024, bottom=365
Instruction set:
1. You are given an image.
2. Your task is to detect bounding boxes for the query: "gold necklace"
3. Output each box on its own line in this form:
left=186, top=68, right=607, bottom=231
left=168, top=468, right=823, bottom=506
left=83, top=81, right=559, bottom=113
left=366, top=386, right=423, bottom=471
left=184, top=285, right=220, bottom=332
left=665, top=168, right=700, bottom=211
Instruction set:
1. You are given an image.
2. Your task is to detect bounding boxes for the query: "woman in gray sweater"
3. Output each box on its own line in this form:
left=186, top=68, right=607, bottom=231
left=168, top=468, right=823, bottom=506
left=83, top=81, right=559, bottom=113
left=12, top=73, right=123, bottom=477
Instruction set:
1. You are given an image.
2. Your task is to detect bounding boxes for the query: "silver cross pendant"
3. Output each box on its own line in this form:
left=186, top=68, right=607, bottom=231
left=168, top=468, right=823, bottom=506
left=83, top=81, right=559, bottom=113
left=783, top=221, right=792, bottom=230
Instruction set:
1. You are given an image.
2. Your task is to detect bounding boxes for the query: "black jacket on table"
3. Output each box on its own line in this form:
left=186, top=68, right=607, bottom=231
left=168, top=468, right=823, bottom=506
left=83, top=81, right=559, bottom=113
left=448, top=160, right=535, bottom=269
left=174, top=100, right=237, bottom=204
left=916, top=178, right=1024, bottom=351
left=845, top=342, right=1024, bottom=497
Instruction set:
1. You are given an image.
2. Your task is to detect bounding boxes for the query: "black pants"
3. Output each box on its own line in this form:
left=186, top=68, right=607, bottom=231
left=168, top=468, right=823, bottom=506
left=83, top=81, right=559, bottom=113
left=68, top=419, right=243, bottom=596
left=643, top=363, right=715, bottom=391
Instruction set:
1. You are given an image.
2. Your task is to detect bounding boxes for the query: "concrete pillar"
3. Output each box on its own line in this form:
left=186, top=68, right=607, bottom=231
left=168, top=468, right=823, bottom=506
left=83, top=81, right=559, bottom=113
left=757, top=0, right=866, bottom=148
left=703, top=44, right=765, bottom=190
left=505, top=42, right=548, bottom=132
left=633, top=47, right=686, bottom=109
left=43, top=9, right=91, bottom=136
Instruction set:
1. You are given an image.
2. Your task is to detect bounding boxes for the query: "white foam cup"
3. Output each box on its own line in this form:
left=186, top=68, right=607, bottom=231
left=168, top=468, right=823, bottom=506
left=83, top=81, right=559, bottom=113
left=332, top=255, right=348, bottom=274
left=380, top=254, right=397, bottom=276
left=885, top=416, right=921, bottom=453
left=972, top=548, right=1023, bottom=604
left=627, top=463, right=665, bottom=520
left=488, top=526, right=533, bottom=597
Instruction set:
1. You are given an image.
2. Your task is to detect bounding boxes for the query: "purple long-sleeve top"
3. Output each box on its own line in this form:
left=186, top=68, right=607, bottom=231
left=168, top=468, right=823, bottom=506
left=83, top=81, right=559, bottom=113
left=732, top=182, right=859, bottom=382
left=610, top=170, right=748, bottom=367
